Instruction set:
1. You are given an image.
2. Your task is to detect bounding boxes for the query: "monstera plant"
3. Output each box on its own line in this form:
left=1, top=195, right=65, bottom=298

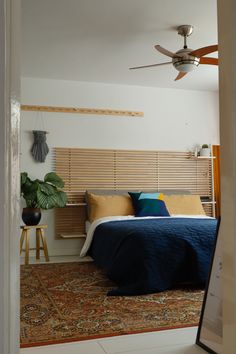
left=21, top=172, right=67, bottom=225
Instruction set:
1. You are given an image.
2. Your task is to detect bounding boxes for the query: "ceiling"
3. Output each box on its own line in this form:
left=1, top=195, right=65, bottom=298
left=22, top=0, right=218, bottom=91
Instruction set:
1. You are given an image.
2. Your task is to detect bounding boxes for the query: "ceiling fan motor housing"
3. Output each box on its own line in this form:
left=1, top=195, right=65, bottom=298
left=172, top=48, right=200, bottom=72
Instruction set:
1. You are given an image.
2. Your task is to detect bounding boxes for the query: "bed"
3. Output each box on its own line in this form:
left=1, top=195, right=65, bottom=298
left=80, top=192, right=218, bottom=296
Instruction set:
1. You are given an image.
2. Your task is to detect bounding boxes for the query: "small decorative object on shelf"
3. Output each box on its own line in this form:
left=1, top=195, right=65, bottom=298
left=194, top=145, right=199, bottom=157
left=200, top=144, right=211, bottom=157
left=21, top=172, right=68, bottom=225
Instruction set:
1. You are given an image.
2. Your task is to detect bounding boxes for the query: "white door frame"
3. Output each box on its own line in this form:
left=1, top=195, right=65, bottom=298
left=1, top=1, right=236, bottom=354
left=0, top=0, right=21, bottom=353
left=218, top=1, right=236, bottom=352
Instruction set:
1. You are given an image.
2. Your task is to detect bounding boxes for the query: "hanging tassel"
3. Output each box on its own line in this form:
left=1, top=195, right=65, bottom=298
left=31, top=130, right=49, bottom=163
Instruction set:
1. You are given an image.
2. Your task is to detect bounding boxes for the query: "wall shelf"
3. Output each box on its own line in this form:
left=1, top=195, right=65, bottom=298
left=66, top=203, right=86, bottom=206
left=193, top=156, right=216, bottom=159
left=201, top=201, right=216, bottom=204
left=60, top=233, right=86, bottom=239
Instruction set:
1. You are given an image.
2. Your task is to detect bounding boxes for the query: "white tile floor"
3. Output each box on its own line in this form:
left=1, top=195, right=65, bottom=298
left=20, top=327, right=206, bottom=354
left=20, top=256, right=206, bottom=354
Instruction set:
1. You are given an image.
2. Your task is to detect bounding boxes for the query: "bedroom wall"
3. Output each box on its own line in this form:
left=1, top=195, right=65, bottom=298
left=20, top=77, right=219, bottom=256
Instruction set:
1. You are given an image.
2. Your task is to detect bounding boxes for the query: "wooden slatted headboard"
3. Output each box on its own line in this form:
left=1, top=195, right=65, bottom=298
left=54, top=147, right=214, bottom=239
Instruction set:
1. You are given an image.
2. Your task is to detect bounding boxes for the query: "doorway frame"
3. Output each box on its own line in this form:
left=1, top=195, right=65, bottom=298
left=2, top=1, right=236, bottom=354
left=0, top=0, right=21, bottom=353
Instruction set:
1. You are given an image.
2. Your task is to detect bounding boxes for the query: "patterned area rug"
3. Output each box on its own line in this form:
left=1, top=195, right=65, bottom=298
left=20, top=262, right=204, bottom=347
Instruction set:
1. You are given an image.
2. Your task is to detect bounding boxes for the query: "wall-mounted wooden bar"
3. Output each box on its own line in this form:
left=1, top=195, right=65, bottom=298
left=21, top=104, right=144, bottom=117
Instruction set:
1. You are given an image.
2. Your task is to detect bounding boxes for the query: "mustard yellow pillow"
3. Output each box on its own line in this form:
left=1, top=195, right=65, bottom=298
left=87, top=193, right=134, bottom=222
left=163, top=195, right=205, bottom=215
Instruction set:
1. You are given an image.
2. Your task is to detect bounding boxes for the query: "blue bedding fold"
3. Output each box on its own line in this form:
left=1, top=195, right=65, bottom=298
left=89, top=218, right=217, bottom=296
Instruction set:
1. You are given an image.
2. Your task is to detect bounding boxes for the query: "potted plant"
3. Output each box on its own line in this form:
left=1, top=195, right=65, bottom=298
left=200, top=144, right=211, bottom=157
left=21, top=172, right=68, bottom=226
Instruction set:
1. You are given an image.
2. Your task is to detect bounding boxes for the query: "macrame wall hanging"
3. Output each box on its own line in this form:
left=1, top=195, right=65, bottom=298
left=31, top=112, right=49, bottom=163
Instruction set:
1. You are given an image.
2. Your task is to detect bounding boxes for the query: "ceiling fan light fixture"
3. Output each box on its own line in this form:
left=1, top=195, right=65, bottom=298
left=130, top=24, right=218, bottom=80
left=172, top=58, right=200, bottom=72
left=172, top=49, right=200, bottom=72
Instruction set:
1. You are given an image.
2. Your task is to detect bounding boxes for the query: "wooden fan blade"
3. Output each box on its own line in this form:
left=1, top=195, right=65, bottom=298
left=154, top=45, right=182, bottom=58
left=189, top=45, right=218, bottom=58
left=200, top=57, right=218, bottom=66
left=129, top=62, right=172, bottom=70
left=174, top=72, right=188, bottom=81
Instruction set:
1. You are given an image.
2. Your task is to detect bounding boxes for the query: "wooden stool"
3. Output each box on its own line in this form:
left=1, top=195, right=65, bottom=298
left=20, top=225, right=49, bottom=265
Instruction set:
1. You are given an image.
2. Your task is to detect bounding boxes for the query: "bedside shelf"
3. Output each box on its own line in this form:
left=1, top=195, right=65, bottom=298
left=201, top=201, right=216, bottom=204
left=192, top=156, right=216, bottom=159
left=66, top=203, right=86, bottom=206
left=60, top=233, right=86, bottom=239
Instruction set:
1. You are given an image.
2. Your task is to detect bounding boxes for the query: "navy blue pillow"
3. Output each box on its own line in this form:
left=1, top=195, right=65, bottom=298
left=128, top=192, right=141, bottom=203
left=128, top=192, right=170, bottom=217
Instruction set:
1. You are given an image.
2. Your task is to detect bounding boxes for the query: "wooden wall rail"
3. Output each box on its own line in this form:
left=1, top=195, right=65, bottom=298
left=21, top=104, right=144, bottom=117
left=54, top=148, right=214, bottom=239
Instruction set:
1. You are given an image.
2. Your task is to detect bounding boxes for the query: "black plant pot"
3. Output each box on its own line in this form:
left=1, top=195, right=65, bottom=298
left=22, top=208, right=41, bottom=226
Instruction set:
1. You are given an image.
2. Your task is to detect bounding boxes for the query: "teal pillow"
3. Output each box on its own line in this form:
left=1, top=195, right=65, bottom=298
left=129, top=193, right=170, bottom=217
left=139, top=192, right=163, bottom=200
left=128, top=191, right=163, bottom=201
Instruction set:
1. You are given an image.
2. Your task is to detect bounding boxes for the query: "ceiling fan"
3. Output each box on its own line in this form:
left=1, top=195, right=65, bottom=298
left=129, top=25, right=218, bottom=81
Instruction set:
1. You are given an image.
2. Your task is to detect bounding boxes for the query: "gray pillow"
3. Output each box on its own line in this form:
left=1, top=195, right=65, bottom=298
left=159, top=190, right=191, bottom=195
left=86, top=189, right=130, bottom=196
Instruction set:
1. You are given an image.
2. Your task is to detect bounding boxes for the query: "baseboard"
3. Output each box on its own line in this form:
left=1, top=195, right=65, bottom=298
left=21, top=248, right=83, bottom=259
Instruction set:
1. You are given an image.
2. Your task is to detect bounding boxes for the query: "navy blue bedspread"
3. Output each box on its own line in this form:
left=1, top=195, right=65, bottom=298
left=89, top=218, right=217, bottom=296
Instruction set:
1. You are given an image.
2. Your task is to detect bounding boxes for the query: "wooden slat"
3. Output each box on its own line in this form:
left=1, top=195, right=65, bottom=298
left=21, top=104, right=144, bottom=117
left=54, top=147, right=214, bottom=239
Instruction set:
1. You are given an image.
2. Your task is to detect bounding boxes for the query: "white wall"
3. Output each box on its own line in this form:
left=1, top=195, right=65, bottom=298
left=21, top=77, right=219, bottom=256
